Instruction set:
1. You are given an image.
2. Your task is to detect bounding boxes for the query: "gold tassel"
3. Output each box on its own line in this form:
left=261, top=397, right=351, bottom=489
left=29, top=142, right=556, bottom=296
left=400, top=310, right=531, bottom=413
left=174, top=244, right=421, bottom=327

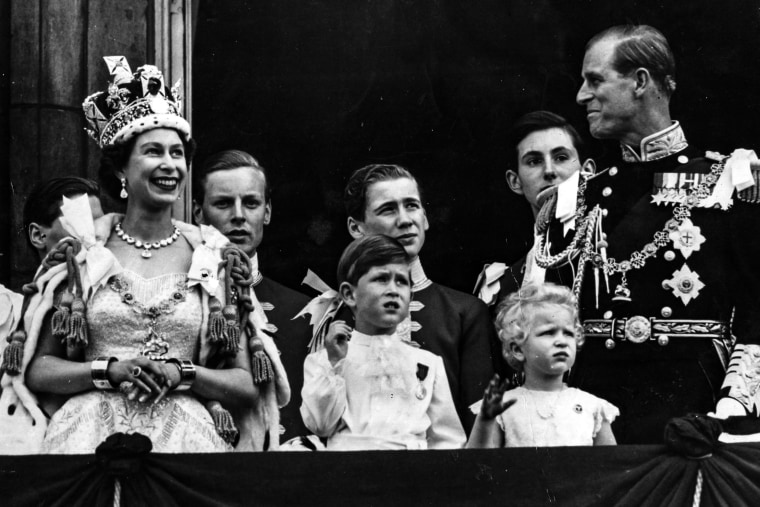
left=2, top=330, right=27, bottom=375
left=250, top=335, right=273, bottom=385
left=222, top=305, right=240, bottom=356
left=51, top=291, right=74, bottom=340
left=207, top=296, right=226, bottom=343
left=67, top=296, right=89, bottom=348
left=207, top=400, right=239, bottom=446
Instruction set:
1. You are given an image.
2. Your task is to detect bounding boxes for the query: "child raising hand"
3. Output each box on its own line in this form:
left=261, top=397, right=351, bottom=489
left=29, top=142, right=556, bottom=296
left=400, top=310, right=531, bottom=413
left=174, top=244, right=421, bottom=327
left=467, top=283, right=618, bottom=448
left=301, top=235, right=465, bottom=450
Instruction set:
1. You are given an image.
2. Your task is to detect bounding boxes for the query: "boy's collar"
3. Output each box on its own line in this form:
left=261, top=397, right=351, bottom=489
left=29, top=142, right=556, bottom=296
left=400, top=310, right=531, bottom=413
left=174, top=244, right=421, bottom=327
left=351, top=329, right=399, bottom=346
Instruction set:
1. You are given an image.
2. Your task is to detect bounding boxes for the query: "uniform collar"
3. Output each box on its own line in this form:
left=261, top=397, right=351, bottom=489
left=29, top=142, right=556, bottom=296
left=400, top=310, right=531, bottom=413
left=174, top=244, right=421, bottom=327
left=410, top=258, right=432, bottom=292
left=620, top=121, right=688, bottom=163
left=250, top=251, right=264, bottom=287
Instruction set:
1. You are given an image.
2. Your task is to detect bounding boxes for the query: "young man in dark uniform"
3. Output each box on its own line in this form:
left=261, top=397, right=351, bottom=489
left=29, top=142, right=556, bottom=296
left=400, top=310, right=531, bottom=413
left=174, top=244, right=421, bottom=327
left=305, top=164, right=497, bottom=433
left=541, top=25, right=760, bottom=443
left=475, top=111, right=586, bottom=310
left=193, top=150, right=312, bottom=444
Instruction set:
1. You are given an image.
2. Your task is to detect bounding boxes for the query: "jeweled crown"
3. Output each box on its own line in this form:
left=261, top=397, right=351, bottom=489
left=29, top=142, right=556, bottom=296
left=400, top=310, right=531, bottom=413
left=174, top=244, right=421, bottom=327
left=82, top=56, right=190, bottom=148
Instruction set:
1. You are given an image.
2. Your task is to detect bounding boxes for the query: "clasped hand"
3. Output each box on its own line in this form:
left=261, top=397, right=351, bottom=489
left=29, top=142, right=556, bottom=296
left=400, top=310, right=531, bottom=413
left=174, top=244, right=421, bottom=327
left=106, top=357, right=182, bottom=404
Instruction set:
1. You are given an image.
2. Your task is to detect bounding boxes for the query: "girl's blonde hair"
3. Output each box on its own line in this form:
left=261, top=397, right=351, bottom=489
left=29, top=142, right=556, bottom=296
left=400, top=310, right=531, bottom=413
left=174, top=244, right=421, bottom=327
left=494, top=282, right=584, bottom=371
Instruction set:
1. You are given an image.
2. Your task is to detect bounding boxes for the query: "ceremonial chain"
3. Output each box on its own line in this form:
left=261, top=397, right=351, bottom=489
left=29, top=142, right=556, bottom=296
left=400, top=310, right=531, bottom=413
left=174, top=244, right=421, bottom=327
left=584, top=159, right=725, bottom=299
left=109, top=274, right=188, bottom=359
left=115, top=222, right=181, bottom=259
left=593, top=161, right=723, bottom=275
left=534, top=180, right=590, bottom=269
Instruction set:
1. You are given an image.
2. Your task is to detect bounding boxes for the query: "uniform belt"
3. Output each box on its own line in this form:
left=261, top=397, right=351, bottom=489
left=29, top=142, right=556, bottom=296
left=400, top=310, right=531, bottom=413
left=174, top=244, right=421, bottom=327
left=583, top=317, right=729, bottom=345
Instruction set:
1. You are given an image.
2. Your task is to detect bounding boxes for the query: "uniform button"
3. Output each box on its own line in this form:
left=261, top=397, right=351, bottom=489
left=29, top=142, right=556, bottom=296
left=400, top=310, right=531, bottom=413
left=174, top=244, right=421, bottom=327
left=609, top=167, right=618, bottom=176
left=603, top=311, right=613, bottom=319
left=664, top=250, right=676, bottom=261
left=661, top=306, right=673, bottom=318
left=677, top=155, right=689, bottom=164
left=657, top=335, right=669, bottom=346
left=605, top=339, right=616, bottom=350
left=602, top=187, right=612, bottom=197
left=602, top=208, right=609, bottom=217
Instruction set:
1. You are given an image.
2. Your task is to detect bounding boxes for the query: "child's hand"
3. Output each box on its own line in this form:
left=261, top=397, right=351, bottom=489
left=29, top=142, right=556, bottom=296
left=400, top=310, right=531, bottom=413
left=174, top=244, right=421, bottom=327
left=480, top=374, right=516, bottom=420
left=325, top=320, right=352, bottom=366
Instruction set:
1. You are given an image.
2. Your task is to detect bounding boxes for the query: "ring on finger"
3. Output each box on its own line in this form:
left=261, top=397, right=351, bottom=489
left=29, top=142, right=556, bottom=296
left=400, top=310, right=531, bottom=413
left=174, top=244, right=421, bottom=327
left=131, top=366, right=142, bottom=377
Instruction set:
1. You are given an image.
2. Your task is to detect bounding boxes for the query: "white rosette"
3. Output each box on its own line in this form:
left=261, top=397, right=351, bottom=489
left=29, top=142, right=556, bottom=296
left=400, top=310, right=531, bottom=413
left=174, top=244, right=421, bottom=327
left=59, top=195, right=121, bottom=296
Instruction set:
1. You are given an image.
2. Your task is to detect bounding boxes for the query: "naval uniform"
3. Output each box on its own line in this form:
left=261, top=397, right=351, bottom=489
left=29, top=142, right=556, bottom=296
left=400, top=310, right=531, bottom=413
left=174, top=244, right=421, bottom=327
left=250, top=255, right=313, bottom=444
left=538, top=122, right=760, bottom=444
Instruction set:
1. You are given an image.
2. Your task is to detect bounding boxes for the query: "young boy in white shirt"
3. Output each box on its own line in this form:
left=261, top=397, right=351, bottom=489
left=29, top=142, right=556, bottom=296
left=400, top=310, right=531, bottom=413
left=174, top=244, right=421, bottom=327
left=300, top=235, right=465, bottom=450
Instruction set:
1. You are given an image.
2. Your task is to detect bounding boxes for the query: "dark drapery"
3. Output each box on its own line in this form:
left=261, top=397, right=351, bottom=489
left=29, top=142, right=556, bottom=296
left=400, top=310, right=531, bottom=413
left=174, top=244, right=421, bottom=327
left=3, top=442, right=760, bottom=506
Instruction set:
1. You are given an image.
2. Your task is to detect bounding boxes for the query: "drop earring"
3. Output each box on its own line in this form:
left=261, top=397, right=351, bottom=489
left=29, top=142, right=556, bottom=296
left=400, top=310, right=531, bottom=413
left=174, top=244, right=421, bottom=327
left=120, top=178, right=128, bottom=199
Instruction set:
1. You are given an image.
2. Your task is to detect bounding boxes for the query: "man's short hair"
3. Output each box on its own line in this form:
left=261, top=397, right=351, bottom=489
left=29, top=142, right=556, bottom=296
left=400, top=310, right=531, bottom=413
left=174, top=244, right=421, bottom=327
left=337, top=234, right=410, bottom=287
left=507, top=111, right=585, bottom=168
left=588, top=24, right=676, bottom=97
left=193, top=149, right=271, bottom=204
left=344, top=164, right=421, bottom=221
left=23, top=177, right=100, bottom=230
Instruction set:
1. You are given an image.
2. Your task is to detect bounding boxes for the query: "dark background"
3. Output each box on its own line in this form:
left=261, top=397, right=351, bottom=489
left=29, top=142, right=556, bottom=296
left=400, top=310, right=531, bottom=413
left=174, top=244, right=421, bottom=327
left=192, top=0, right=760, bottom=293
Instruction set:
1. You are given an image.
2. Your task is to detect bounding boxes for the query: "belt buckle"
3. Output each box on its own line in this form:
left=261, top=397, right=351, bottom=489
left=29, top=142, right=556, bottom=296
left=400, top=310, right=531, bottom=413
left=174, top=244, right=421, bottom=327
left=624, top=316, right=651, bottom=343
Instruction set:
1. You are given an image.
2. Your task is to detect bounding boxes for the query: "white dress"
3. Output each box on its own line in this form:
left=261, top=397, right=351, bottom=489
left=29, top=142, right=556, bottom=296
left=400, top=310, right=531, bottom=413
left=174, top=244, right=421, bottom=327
left=300, top=331, right=465, bottom=450
left=472, top=385, right=619, bottom=447
left=41, top=270, right=232, bottom=454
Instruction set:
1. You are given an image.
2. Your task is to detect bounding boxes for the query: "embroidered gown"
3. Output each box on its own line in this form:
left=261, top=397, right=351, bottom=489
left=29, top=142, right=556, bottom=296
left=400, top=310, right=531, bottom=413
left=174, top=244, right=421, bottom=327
left=41, top=270, right=231, bottom=454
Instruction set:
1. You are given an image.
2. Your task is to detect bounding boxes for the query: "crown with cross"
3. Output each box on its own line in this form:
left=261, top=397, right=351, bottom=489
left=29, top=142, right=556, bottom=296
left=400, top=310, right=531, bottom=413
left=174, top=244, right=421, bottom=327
left=82, top=56, right=190, bottom=148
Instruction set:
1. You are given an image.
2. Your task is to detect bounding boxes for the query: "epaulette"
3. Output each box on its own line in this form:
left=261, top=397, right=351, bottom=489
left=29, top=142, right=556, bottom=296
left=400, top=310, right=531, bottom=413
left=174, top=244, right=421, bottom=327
left=708, top=149, right=760, bottom=205
left=473, top=262, right=507, bottom=307
left=738, top=167, right=760, bottom=203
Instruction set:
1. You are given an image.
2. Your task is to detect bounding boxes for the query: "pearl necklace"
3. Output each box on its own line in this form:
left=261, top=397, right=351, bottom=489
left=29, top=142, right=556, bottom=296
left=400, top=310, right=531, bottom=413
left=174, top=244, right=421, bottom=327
left=115, top=222, right=181, bottom=259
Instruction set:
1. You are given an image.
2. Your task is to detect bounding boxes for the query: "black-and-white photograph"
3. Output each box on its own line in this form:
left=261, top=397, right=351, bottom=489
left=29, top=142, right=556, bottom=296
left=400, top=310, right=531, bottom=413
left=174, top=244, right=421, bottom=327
left=2, top=1, right=760, bottom=505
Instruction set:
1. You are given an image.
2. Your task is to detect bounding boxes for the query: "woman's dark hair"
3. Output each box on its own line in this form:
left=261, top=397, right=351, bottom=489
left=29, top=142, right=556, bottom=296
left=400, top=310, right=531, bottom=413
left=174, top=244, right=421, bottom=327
left=343, top=164, right=422, bottom=221
left=98, top=134, right=197, bottom=201
left=507, top=111, right=585, bottom=168
left=193, top=149, right=270, bottom=205
left=337, top=234, right=410, bottom=286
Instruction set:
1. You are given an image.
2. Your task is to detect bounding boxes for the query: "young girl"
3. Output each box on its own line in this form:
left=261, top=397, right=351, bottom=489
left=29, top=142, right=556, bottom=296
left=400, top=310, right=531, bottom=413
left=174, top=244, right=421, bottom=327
left=300, top=235, right=465, bottom=450
left=467, top=283, right=617, bottom=448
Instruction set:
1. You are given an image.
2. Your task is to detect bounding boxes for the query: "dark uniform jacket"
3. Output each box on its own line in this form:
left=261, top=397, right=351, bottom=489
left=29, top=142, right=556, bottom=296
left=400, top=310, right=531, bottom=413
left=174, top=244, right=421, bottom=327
left=407, top=280, right=497, bottom=433
left=538, top=124, right=760, bottom=443
left=254, top=275, right=312, bottom=443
